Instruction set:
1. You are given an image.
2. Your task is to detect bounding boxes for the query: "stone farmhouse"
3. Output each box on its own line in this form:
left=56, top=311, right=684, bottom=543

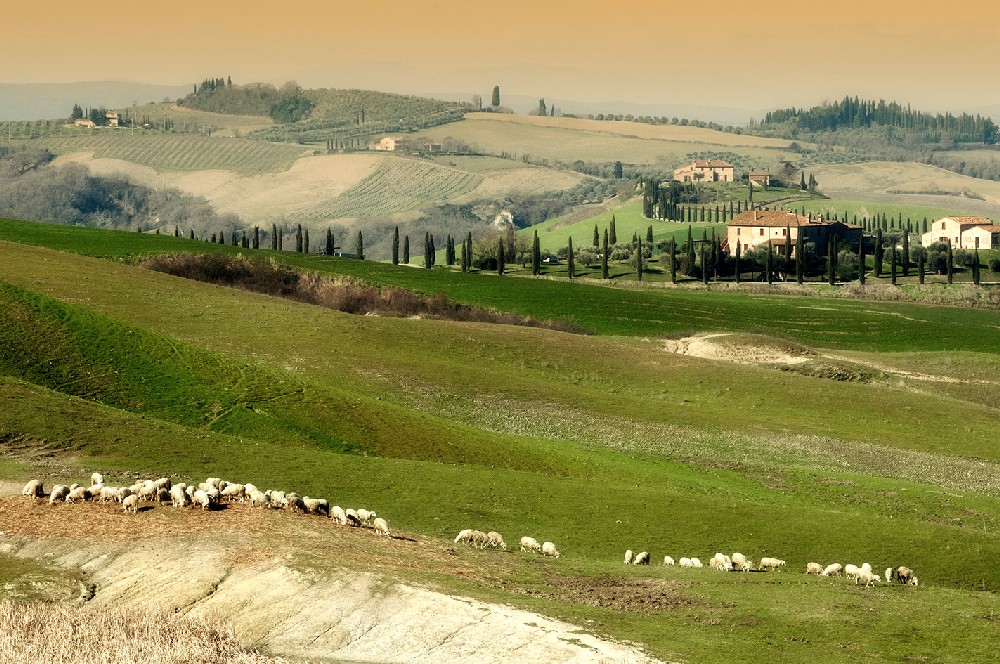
left=748, top=171, right=771, bottom=187
left=920, top=216, right=1000, bottom=250
left=726, top=210, right=863, bottom=257
left=373, top=136, right=408, bottom=151
left=673, top=160, right=734, bottom=183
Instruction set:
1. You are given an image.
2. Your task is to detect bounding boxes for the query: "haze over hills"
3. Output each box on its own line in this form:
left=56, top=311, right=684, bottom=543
left=0, top=81, right=192, bottom=121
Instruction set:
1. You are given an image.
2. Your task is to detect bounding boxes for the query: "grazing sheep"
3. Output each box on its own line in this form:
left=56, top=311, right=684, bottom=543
left=844, top=564, right=860, bottom=580
left=244, top=483, right=258, bottom=496
left=454, top=529, right=474, bottom=544
left=861, top=562, right=873, bottom=574
left=90, top=473, right=104, bottom=486
left=66, top=486, right=89, bottom=502
left=663, top=556, right=675, bottom=566
left=679, top=557, right=694, bottom=568
left=122, top=494, right=140, bottom=514
left=138, top=482, right=158, bottom=502
left=302, top=497, right=329, bottom=516
left=265, top=489, right=288, bottom=508
left=98, top=486, right=119, bottom=503
left=711, top=553, right=733, bottom=572
left=357, top=508, right=376, bottom=524
left=206, top=477, right=222, bottom=489
left=690, top=558, right=704, bottom=568
left=541, top=541, right=560, bottom=558
left=885, top=567, right=894, bottom=584
left=520, top=536, right=541, bottom=553
left=221, top=483, right=245, bottom=502
left=170, top=485, right=191, bottom=507
left=822, top=563, right=843, bottom=577
left=855, top=569, right=881, bottom=587
left=153, top=477, right=171, bottom=491
left=48, top=485, right=69, bottom=504
left=286, top=494, right=306, bottom=513
left=191, top=490, right=214, bottom=511
left=896, top=566, right=916, bottom=585
left=486, top=531, right=506, bottom=550
left=732, top=552, right=755, bottom=572
left=185, top=485, right=196, bottom=498
left=470, top=530, right=488, bottom=549
left=22, top=480, right=44, bottom=498
left=156, top=488, right=172, bottom=504
left=633, top=551, right=649, bottom=565
left=331, top=506, right=348, bottom=524
left=248, top=490, right=269, bottom=509
left=759, top=557, right=786, bottom=571
left=372, top=517, right=390, bottom=537
left=624, top=549, right=634, bottom=565
left=807, top=562, right=824, bottom=576
left=910, top=576, right=919, bottom=587
left=345, top=509, right=362, bottom=526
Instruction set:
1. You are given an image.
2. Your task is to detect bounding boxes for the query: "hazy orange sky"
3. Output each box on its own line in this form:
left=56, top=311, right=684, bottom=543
left=7, top=0, right=999, bottom=113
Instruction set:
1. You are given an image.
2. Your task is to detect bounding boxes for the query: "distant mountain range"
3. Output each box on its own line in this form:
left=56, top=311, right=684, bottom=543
left=0, top=81, right=191, bottom=121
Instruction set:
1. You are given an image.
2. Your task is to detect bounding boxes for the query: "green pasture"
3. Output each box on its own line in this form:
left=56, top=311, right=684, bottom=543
left=787, top=198, right=974, bottom=225
left=2, top=220, right=1000, bottom=661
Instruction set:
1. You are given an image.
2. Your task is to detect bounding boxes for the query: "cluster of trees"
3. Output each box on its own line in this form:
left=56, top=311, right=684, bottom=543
left=756, top=96, right=999, bottom=145
left=179, top=78, right=313, bottom=123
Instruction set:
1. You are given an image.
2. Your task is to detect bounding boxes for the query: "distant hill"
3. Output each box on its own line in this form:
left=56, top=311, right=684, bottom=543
left=0, top=81, right=192, bottom=121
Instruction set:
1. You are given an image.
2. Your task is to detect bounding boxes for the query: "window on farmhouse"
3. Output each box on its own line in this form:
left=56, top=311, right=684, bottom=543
left=759, top=228, right=764, bottom=236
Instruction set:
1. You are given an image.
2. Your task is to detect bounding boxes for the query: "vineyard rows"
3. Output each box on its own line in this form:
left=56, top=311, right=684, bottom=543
left=292, top=158, right=483, bottom=220
left=35, top=135, right=304, bottom=175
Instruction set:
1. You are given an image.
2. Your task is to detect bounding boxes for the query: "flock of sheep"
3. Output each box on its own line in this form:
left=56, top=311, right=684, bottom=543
left=453, top=529, right=561, bottom=559
left=20, top=475, right=390, bottom=537
left=21, top=477, right=922, bottom=588
left=623, top=548, right=919, bottom=587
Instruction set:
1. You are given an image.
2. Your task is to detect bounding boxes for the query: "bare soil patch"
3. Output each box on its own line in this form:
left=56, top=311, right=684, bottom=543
left=536, top=574, right=702, bottom=613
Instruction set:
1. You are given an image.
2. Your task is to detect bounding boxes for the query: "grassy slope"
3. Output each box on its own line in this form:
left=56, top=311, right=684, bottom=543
left=3, top=222, right=1000, bottom=661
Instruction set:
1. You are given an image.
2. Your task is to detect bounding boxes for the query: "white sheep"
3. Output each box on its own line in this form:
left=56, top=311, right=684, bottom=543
left=153, top=477, right=171, bottom=491
left=170, top=485, right=191, bottom=507
left=99, top=486, right=120, bottom=503
left=345, top=509, right=362, bottom=526
left=633, top=551, right=649, bottom=565
left=520, top=536, right=541, bottom=553
left=896, top=566, right=916, bottom=585
left=90, top=472, right=104, bottom=486
left=221, top=483, right=245, bottom=502
left=286, top=494, right=306, bottom=513
left=861, top=562, right=873, bottom=574
left=138, top=482, right=158, bottom=502
left=855, top=568, right=881, bottom=587
left=66, top=486, right=89, bottom=502
left=22, top=480, right=44, bottom=498
left=541, top=541, right=560, bottom=558
left=332, top=505, right=348, bottom=524
left=806, top=562, right=824, bottom=575
left=372, top=517, right=390, bottom=537
left=679, top=557, right=694, bottom=568
left=624, top=549, right=634, bottom=565
left=732, top=552, right=754, bottom=572
left=122, top=494, right=140, bottom=514
left=690, top=558, right=703, bottom=568
left=244, top=483, right=258, bottom=495
left=663, top=556, right=675, bottom=566
left=711, top=553, right=733, bottom=572
left=191, top=489, right=214, bottom=511
left=471, top=530, right=488, bottom=549
left=454, top=529, right=474, bottom=544
left=48, top=485, right=69, bottom=504
left=302, top=497, right=329, bottom=516
left=759, top=557, right=786, bottom=571
left=844, top=564, right=860, bottom=580
left=486, top=531, right=506, bottom=550
left=249, top=490, right=269, bottom=509
left=885, top=567, right=894, bottom=584
left=206, top=477, right=222, bottom=489
left=822, top=563, right=843, bottom=577
left=357, top=508, right=376, bottom=524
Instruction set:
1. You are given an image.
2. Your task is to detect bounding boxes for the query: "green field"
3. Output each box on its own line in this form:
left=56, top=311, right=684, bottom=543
left=787, top=198, right=974, bottom=225
left=2, top=220, right=1000, bottom=662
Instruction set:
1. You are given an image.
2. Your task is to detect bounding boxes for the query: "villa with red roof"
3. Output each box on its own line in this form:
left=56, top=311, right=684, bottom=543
left=920, top=216, right=1000, bottom=250
left=674, top=160, right=734, bottom=183
left=727, top=210, right=863, bottom=256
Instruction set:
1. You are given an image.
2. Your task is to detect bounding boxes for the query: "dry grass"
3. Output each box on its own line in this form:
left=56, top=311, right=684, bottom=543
left=0, top=600, right=285, bottom=663
left=142, top=253, right=589, bottom=333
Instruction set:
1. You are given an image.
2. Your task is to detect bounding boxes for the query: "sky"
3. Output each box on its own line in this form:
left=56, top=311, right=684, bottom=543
left=6, top=0, right=999, bottom=115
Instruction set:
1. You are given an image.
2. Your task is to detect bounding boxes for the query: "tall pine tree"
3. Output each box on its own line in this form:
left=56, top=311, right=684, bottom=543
left=403, top=235, right=410, bottom=263
left=567, top=237, right=575, bottom=279
left=392, top=226, right=399, bottom=264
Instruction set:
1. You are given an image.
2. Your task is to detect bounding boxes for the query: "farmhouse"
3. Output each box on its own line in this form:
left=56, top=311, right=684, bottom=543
left=74, top=119, right=96, bottom=128
left=674, top=160, right=734, bottom=183
left=748, top=171, right=771, bottom=187
left=727, top=210, right=863, bottom=256
left=920, top=216, right=1000, bottom=250
left=373, top=136, right=408, bottom=151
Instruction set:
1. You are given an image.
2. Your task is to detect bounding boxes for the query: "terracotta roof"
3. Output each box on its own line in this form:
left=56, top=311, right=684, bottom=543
left=748, top=171, right=769, bottom=176
left=968, top=224, right=1000, bottom=233
left=692, top=159, right=733, bottom=168
left=729, top=210, right=813, bottom=227
left=943, top=216, right=993, bottom=227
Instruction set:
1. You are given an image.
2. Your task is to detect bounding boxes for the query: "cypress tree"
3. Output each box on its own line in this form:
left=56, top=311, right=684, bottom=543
left=271, top=224, right=278, bottom=250
left=355, top=231, right=363, bottom=260
left=827, top=237, right=835, bottom=285
left=766, top=241, right=773, bottom=285
left=796, top=231, right=804, bottom=284
left=902, top=231, right=910, bottom=277
left=602, top=229, right=609, bottom=279
left=278, top=229, right=283, bottom=251
left=686, top=226, right=695, bottom=274
left=974, top=244, right=981, bottom=285
left=874, top=228, right=883, bottom=277
left=593, top=225, right=599, bottom=247
left=189, top=229, right=195, bottom=240
left=232, top=231, right=238, bottom=246
left=918, top=249, right=925, bottom=284
left=735, top=242, right=741, bottom=284
left=304, top=229, right=310, bottom=254
left=567, top=237, right=575, bottom=279
left=800, top=171, right=807, bottom=190
left=783, top=227, right=792, bottom=280
left=424, top=232, right=431, bottom=268
left=430, top=234, right=436, bottom=266
left=947, top=239, right=954, bottom=284
left=702, top=244, right=709, bottom=284
left=466, top=232, right=473, bottom=269
left=392, top=226, right=399, bottom=264
left=890, top=245, right=897, bottom=284
left=460, top=240, right=468, bottom=272
left=858, top=235, right=866, bottom=285
left=403, top=235, right=410, bottom=263
left=211, top=233, right=216, bottom=243
left=253, top=226, right=259, bottom=249
left=610, top=216, right=617, bottom=245
left=296, top=224, right=303, bottom=253
left=497, top=236, right=505, bottom=275
left=174, top=225, right=179, bottom=237
left=532, top=230, right=541, bottom=276
left=647, top=225, right=654, bottom=244
left=637, top=239, right=643, bottom=281
left=669, top=237, right=677, bottom=284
